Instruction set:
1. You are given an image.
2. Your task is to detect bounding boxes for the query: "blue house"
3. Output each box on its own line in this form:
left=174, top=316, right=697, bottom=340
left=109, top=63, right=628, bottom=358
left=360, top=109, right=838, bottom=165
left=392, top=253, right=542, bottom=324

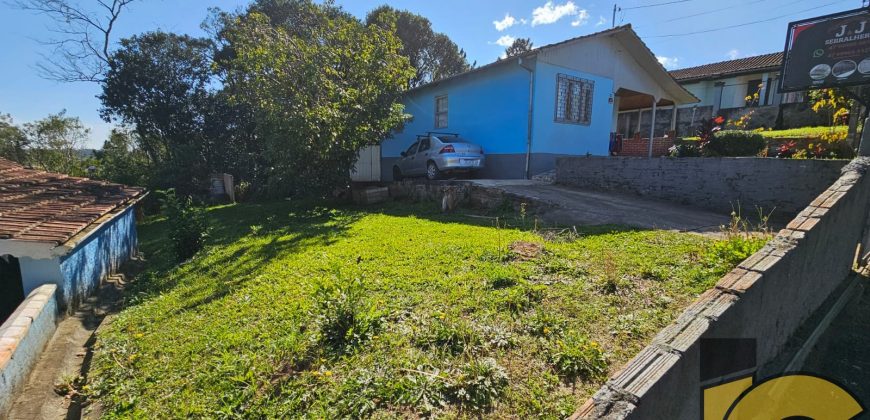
left=381, top=25, right=697, bottom=179
left=0, top=158, right=145, bottom=318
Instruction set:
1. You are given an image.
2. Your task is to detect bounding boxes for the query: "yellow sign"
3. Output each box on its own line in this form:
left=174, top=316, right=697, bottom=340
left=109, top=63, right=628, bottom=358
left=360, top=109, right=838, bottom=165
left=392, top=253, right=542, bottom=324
left=704, top=373, right=864, bottom=419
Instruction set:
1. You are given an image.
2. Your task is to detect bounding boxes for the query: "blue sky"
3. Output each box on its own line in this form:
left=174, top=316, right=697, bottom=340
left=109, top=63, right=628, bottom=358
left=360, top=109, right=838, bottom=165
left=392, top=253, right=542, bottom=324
left=0, top=0, right=861, bottom=148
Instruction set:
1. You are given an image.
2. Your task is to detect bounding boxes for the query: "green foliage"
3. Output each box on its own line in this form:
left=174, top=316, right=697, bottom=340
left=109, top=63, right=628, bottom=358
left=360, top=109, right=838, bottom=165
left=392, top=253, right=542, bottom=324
left=93, top=130, right=151, bottom=186
left=548, top=331, right=609, bottom=383
left=447, top=358, right=509, bottom=413
left=504, top=37, right=533, bottom=58
left=89, top=201, right=757, bottom=417
left=312, top=277, right=383, bottom=354
left=366, top=5, right=472, bottom=88
left=704, top=130, right=766, bottom=157
left=222, top=7, right=414, bottom=196
left=160, top=189, right=209, bottom=261
left=0, top=113, right=28, bottom=163
left=21, top=110, right=91, bottom=175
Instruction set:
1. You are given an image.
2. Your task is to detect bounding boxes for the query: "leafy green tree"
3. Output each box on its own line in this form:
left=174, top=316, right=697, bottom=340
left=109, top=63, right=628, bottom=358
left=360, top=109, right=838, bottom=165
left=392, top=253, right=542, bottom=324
left=221, top=6, right=414, bottom=196
left=0, top=114, right=29, bottom=163
left=99, top=32, right=214, bottom=191
left=504, top=38, right=533, bottom=58
left=366, top=5, right=471, bottom=88
left=93, top=129, right=151, bottom=186
left=22, top=110, right=90, bottom=175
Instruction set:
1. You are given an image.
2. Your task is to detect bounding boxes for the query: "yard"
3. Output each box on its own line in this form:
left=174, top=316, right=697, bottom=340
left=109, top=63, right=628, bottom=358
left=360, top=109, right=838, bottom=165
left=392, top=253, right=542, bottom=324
left=88, top=200, right=762, bottom=418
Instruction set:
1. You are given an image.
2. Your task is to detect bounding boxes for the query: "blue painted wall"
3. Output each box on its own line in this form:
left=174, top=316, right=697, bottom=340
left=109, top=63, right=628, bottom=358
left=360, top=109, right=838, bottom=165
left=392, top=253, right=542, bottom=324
left=531, top=61, right=614, bottom=156
left=382, top=61, right=531, bottom=158
left=57, top=206, right=138, bottom=308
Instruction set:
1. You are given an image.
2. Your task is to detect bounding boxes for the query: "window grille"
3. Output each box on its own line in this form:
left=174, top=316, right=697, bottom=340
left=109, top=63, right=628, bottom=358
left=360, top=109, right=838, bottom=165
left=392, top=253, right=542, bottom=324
left=555, top=74, right=594, bottom=125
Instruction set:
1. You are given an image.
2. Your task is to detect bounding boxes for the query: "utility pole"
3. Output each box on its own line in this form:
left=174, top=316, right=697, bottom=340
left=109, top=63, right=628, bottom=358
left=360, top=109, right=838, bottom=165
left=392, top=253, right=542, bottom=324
left=612, top=4, right=621, bottom=27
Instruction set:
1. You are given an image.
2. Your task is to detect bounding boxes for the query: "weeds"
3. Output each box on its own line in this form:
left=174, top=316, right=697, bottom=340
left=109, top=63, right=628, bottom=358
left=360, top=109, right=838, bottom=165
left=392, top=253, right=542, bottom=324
left=312, top=277, right=383, bottom=354
left=548, top=331, right=609, bottom=386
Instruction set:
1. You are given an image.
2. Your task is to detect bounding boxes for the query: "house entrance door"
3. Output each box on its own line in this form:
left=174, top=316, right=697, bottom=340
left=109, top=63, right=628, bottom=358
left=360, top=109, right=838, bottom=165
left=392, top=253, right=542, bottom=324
left=0, top=255, right=24, bottom=324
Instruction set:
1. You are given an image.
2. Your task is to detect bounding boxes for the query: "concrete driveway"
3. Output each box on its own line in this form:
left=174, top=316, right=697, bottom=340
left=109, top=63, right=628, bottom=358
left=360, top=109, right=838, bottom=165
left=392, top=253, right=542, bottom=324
left=468, top=179, right=732, bottom=233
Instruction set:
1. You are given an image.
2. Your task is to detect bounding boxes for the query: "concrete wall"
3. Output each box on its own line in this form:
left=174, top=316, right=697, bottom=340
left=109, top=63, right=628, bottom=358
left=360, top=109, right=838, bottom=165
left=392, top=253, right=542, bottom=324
left=0, top=284, right=58, bottom=416
left=59, top=206, right=138, bottom=311
left=555, top=157, right=848, bottom=219
left=575, top=158, right=870, bottom=419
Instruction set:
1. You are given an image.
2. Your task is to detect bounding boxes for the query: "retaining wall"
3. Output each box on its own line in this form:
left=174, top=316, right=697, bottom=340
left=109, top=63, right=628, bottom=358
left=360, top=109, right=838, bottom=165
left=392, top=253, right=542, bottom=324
left=556, top=156, right=848, bottom=218
left=574, top=157, right=870, bottom=419
left=0, top=284, right=58, bottom=416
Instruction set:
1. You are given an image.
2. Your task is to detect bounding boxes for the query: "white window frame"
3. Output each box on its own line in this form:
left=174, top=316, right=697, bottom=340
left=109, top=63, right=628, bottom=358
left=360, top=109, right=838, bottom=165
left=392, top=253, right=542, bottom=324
left=435, top=95, right=448, bottom=128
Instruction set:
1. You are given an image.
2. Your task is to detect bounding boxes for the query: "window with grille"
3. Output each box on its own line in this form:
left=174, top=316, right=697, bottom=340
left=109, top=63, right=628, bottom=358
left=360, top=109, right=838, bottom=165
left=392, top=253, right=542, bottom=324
left=435, top=95, right=448, bottom=128
left=555, top=74, right=594, bottom=125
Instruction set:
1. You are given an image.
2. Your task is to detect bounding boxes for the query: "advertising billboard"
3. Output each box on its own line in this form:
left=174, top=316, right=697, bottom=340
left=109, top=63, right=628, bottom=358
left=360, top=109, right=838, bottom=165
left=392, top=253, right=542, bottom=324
left=781, top=7, right=870, bottom=92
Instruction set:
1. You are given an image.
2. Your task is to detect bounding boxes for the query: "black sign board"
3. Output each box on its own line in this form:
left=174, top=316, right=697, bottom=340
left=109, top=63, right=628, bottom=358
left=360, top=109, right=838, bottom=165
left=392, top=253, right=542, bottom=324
left=781, top=7, right=870, bottom=92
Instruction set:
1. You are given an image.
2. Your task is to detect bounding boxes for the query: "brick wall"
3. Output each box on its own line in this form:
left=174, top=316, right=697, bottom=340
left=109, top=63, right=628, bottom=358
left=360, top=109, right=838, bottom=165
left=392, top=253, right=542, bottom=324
left=573, top=158, right=870, bottom=419
left=617, top=137, right=673, bottom=157
left=556, top=156, right=848, bottom=219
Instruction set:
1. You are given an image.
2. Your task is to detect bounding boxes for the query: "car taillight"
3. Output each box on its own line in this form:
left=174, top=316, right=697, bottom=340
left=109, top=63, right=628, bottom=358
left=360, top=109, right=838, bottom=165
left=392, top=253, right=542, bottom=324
left=440, top=145, right=455, bottom=154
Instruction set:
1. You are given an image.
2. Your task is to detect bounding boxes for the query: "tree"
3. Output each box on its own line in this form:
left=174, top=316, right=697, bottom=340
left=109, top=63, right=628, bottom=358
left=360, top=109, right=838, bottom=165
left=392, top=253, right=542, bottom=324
left=93, top=129, right=151, bottom=186
left=366, top=5, right=471, bottom=88
left=0, top=114, right=29, bottom=163
left=221, top=6, right=414, bottom=196
left=22, top=110, right=89, bottom=175
left=13, top=0, right=135, bottom=82
left=504, top=38, right=533, bottom=58
left=99, top=32, right=214, bottom=191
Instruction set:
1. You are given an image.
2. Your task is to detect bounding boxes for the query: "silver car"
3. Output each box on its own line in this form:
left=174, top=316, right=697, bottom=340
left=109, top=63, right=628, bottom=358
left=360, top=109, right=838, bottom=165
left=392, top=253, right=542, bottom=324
left=392, top=133, right=485, bottom=180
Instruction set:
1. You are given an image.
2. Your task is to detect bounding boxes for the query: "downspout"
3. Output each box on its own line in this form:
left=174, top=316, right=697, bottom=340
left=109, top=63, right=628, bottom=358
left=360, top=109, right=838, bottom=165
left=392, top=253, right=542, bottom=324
left=519, top=56, right=536, bottom=179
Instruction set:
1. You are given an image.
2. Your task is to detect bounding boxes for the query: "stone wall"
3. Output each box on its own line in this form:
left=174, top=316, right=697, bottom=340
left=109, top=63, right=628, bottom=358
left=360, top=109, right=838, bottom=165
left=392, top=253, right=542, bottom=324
left=0, top=285, right=58, bottom=416
left=574, top=158, right=870, bottom=419
left=555, top=157, right=848, bottom=219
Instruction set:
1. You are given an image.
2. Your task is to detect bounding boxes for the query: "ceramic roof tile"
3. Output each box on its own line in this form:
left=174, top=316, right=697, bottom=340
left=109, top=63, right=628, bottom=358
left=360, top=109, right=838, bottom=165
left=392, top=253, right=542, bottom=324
left=0, top=158, right=145, bottom=246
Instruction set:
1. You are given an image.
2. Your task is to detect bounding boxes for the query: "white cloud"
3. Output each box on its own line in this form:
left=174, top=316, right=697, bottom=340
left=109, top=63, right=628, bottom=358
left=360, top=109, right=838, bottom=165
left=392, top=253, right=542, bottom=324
left=532, top=1, right=586, bottom=26
left=494, top=35, right=516, bottom=47
left=494, top=14, right=517, bottom=31
left=596, top=16, right=607, bottom=26
left=727, top=49, right=741, bottom=60
left=657, top=56, right=680, bottom=69
left=571, top=10, right=590, bottom=27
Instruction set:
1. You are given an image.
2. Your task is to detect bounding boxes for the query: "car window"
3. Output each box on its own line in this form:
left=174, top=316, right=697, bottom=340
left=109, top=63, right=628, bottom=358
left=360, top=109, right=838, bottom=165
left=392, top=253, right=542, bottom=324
left=418, top=138, right=431, bottom=153
left=405, top=142, right=419, bottom=155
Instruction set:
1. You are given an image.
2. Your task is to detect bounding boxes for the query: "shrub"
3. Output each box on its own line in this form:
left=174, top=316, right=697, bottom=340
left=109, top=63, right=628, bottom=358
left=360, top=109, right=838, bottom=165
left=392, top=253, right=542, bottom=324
left=312, top=278, right=383, bottom=354
left=668, top=142, right=702, bottom=157
left=448, top=358, right=509, bottom=413
left=160, top=189, right=208, bottom=261
left=704, top=130, right=766, bottom=157
left=548, top=331, right=608, bottom=384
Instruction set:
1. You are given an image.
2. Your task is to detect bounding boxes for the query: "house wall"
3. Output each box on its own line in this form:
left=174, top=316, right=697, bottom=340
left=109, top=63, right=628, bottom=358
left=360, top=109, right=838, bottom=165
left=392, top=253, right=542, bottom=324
left=530, top=61, right=615, bottom=172
left=58, top=206, right=138, bottom=311
left=381, top=61, right=531, bottom=180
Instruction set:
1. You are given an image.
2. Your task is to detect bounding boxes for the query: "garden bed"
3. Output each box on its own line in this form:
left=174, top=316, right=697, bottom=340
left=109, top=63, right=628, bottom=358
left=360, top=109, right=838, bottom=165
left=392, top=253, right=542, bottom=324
left=87, top=201, right=763, bottom=417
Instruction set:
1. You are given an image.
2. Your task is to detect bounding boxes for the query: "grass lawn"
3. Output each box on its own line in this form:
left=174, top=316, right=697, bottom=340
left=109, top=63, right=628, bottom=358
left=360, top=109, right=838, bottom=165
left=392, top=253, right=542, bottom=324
left=683, top=125, right=847, bottom=141
left=89, top=200, right=763, bottom=418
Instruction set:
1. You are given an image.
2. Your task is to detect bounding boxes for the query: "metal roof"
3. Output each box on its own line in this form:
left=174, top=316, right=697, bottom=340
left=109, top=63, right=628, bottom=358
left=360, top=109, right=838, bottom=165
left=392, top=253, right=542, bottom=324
left=669, top=52, right=783, bottom=82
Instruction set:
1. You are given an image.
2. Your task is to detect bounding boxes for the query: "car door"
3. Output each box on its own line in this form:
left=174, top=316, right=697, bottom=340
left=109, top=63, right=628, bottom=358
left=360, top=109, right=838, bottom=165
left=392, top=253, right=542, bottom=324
left=398, top=141, right=419, bottom=174
left=412, top=137, right=432, bottom=175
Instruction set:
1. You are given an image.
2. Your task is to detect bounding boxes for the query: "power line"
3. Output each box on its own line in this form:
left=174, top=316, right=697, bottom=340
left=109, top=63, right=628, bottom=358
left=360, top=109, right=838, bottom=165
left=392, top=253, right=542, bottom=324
left=662, top=0, right=769, bottom=23
left=623, top=0, right=692, bottom=10
left=645, top=0, right=851, bottom=38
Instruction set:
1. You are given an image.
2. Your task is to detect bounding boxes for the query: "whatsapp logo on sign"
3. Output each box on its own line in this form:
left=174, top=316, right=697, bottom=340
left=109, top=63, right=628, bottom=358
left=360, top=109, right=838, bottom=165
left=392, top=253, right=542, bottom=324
left=701, top=339, right=863, bottom=419
left=813, top=48, right=825, bottom=58
left=704, top=373, right=863, bottom=419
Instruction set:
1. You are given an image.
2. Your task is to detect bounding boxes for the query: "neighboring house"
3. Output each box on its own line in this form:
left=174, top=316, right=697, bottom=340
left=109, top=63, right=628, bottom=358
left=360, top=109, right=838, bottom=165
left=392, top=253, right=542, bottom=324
left=0, top=158, right=145, bottom=320
left=627, top=52, right=825, bottom=137
left=381, top=25, right=697, bottom=180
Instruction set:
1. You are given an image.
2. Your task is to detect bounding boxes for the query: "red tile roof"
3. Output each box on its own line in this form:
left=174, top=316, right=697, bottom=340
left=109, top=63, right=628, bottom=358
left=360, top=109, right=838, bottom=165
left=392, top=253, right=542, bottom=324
left=669, top=52, right=783, bottom=82
left=0, top=158, right=145, bottom=245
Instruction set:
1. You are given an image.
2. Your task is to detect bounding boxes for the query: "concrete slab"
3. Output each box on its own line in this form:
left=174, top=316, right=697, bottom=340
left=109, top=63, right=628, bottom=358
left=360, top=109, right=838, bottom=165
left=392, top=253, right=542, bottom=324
left=467, top=180, right=732, bottom=233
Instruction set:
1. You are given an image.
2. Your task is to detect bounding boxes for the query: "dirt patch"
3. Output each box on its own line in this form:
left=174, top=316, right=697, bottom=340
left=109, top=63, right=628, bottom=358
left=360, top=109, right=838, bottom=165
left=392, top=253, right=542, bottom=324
left=509, top=241, right=544, bottom=261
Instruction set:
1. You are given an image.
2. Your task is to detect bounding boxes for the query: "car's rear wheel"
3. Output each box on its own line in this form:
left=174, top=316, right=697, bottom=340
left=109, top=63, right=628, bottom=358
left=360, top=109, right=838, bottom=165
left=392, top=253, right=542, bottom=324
left=426, top=161, right=440, bottom=180
left=392, top=166, right=403, bottom=181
